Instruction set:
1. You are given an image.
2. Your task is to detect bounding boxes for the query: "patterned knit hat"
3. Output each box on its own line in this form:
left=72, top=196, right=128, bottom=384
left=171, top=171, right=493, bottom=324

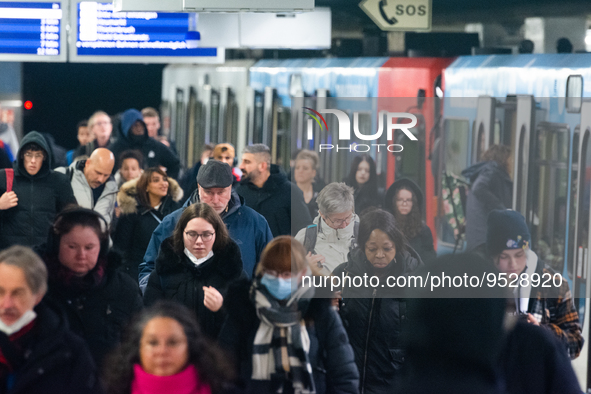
left=486, top=209, right=530, bottom=256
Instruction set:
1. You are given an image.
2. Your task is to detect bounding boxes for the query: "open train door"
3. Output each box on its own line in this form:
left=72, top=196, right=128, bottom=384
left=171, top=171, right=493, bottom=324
left=572, top=100, right=591, bottom=389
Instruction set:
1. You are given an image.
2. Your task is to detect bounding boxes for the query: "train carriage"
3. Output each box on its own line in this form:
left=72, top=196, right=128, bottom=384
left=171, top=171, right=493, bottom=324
left=442, top=53, right=591, bottom=388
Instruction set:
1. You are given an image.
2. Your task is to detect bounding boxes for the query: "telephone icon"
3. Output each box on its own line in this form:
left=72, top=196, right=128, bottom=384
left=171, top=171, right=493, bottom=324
left=379, top=0, right=398, bottom=25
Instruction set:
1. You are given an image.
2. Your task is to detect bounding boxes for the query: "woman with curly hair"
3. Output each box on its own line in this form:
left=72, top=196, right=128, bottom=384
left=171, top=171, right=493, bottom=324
left=384, top=178, right=436, bottom=264
left=104, top=300, right=237, bottom=394
left=114, top=167, right=183, bottom=281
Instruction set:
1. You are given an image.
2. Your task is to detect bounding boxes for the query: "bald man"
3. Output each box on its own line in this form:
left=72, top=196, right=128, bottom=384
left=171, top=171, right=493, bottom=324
left=56, top=148, right=118, bottom=227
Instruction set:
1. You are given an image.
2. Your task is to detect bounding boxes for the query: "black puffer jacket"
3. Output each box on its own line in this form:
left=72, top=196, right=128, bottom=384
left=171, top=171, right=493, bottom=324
left=143, top=237, right=244, bottom=338
left=218, top=279, right=359, bottom=394
left=0, top=132, right=76, bottom=250
left=0, top=300, right=103, bottom=394
left=237, top=164, right=312, bottom=237
left=384, top=178, right=436, bottom=265
left=461, top=161, right=512, bottom=251
left=39, top=248, right=144, bottom=367
left=333, top=248, right=421, bottom=394
left=113, top=177, right=183, bottom=281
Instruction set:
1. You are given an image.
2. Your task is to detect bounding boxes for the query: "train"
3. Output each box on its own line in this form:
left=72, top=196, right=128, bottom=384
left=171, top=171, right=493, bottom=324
left=161, top=53, right=591, bottom=389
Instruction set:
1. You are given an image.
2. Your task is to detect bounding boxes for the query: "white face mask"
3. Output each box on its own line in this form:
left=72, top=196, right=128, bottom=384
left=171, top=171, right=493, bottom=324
left=0, top=310, right=37, bottom=336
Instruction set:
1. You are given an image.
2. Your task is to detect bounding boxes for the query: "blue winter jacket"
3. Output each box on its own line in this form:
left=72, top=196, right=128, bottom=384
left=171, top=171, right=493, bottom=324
left=138, top=189, right=272, bottom=292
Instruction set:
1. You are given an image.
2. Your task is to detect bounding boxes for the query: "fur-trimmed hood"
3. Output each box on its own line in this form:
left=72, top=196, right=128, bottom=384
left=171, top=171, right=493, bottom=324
left=117, top=176, right=184, bottom=215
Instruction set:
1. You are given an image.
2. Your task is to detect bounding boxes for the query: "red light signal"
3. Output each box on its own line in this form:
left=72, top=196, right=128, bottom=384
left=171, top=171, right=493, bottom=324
left=24, top=101, right=33, bottom=110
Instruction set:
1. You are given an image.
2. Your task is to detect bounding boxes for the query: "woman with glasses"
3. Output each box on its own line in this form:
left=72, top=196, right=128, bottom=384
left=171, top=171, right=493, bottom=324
left=343, top=154, right=382, bottom=215
left=218, top=236, right=359, bottom=393
left=295, top=182, right=359, bottom=274
left=143, top=203, right=244, bottom=338
left=384, top=178, right=436, bottom=264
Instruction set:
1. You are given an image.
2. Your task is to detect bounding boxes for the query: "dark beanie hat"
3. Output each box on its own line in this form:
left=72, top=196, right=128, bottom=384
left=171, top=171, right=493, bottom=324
left=486, top=209, right=530, bottom=256
left=196, top=159, right=233, bottom=188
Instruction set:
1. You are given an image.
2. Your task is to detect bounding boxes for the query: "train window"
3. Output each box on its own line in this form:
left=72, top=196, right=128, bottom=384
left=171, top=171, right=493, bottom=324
left=222, top=89, right=239, bottom=147
left=514, top=126, right=526, bottom=210
left=289, top=74, right=303, bottom=97
left=476, top=123, right=486, bottom=163
left=395, top=112, right=426, bottom=205
left=566, top=75, right=583, bottom=113
left=530, top=123, right=569, bottom=274
left=443, top=119, right=469, bottom=176
left=186, top=88, right=198, bottom=167
left=210, top=90, right=220, bottom=143
left=253, top=92, right=264, bottom=144
left=492, top=121, right=501, bottom=145
left=276, top=106, right=291, bottom=171
left=174, top=88, right=185, bottom=161
left=574, top=128, right=591, bottom=326
left=160, top=101, right=171, bottom=138
left=567, top=128, right=580, bottom=280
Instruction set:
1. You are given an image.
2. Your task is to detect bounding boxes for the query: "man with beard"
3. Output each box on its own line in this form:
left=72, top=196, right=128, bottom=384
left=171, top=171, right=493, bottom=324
left=237, top=144, right=311, bottom=236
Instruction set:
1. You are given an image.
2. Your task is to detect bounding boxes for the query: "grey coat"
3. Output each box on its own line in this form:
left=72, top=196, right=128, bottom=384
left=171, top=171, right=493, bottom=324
left=461, top=161, right=513, bottom=251
left=56, top=160, right=118, bottom=227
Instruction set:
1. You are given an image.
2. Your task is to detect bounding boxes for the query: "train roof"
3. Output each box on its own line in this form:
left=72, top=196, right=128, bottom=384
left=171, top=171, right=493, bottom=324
left=445, top=54, right=591, bottom=98
left=250, top=57, right=389, bottom=105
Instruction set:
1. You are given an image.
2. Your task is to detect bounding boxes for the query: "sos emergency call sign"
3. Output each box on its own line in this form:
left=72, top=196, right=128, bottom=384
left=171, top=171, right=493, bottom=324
left=359, top=0, right=431, bottom=31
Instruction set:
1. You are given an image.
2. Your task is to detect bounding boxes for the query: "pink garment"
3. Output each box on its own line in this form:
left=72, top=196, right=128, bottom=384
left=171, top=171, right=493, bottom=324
left=131, top=364, right=212, bottom=394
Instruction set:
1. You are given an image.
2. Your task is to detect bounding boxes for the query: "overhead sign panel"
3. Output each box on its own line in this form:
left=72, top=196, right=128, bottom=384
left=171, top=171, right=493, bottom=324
left=69, top=1, right=224, bottom=63
left=239, top=8, right=330, bottom=49
left=359, top=0, right=431, bottom=31
left=114, top=0, right=314, bottom=12
left=0, top=0, right=66, bottom=61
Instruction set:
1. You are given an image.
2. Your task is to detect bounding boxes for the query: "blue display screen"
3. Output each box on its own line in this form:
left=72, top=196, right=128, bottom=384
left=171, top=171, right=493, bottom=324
left=76, top=2, right=217, bottom=57
left=0, top=2, right=62, bottom=56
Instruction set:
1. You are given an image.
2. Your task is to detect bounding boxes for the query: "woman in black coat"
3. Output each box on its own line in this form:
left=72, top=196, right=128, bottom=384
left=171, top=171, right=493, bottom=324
left=343, top=154, right=382, bottom=214
left=143, top=203, right=244, bottom=338
left=384, top=178, right=436, bottom=265
left=219, top=236, right=359, bottom=394
left=38, top=206, right=144, bottom=368
left=114, top=167, right=183, bottom=281
left=333, top=209, right=422, bottom=394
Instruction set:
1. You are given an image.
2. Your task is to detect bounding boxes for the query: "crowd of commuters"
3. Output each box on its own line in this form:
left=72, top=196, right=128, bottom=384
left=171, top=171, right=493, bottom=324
left=0, top=113, right=585, bottom=394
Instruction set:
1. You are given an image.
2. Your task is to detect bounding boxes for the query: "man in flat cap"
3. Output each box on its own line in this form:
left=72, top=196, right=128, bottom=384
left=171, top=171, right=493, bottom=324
left=138, top=160, right=273, bottom=292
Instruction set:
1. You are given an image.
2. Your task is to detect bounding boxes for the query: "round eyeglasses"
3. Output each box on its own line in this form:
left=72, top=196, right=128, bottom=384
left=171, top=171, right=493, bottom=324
left=184, top=231, right=215, bottom=242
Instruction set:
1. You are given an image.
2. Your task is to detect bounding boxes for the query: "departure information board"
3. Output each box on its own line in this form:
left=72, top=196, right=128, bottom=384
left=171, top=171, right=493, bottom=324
left=0, top=1, right=65, bottom=61
left=70, top=1, right=223, bottom=63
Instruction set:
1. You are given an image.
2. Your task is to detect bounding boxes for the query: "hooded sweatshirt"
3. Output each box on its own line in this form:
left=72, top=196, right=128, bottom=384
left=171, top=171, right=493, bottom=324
left=109, top=109, right=180, bottom=178
left=0, top=131, right=76, bottom=249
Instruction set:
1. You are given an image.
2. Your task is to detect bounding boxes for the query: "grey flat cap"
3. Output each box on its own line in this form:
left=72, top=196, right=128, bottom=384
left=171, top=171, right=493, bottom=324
left=197, top=159, right=233, bottom=188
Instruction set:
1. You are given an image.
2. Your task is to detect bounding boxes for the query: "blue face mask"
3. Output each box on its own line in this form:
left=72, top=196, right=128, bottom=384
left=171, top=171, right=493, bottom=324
left=261, top=273, right=292, bottom=300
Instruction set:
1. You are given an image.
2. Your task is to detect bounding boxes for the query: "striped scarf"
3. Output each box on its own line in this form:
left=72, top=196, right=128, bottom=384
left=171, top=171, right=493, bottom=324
left=251, top=281, right=315, bottom=394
